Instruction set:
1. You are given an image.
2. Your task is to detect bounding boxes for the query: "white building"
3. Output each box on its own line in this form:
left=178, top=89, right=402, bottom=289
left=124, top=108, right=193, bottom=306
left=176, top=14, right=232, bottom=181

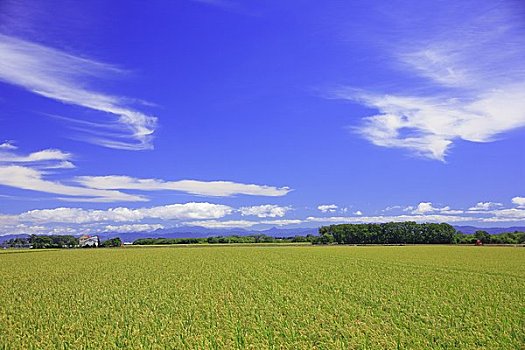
left=79, top=235, right=99, bottom=247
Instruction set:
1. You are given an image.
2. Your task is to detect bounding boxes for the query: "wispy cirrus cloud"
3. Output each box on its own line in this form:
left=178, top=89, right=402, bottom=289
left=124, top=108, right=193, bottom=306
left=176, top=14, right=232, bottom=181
left=75, top=175, right=291, bottom=197
left=0, top=145, right=292, bottom=202
left=0, top=165, right=146, bottom=202
left=0, top=34, right=157, bottom=150
left=0, top=144, right=146, bottom=202
left=0, top=166, right=291, bottom=202
left=343, top=85, right=525, bottom=161
left=0, top=143, right=74, bottom=169
left=336, top=2, right=525, bottom=161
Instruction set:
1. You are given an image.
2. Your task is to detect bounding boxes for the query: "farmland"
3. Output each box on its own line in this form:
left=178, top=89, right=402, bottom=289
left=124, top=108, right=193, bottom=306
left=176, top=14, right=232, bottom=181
left=0, top=246, right=523, bottom=349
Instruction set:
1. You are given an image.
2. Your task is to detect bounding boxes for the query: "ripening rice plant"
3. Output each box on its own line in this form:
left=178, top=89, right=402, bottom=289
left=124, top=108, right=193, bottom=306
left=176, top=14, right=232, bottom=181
left=0, top=245, right=523, bottom=349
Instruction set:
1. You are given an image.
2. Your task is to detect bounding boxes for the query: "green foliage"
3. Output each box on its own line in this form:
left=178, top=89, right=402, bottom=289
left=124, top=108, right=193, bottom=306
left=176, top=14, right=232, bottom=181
left=133, top=234, right=316, bottom=245
left=0, top=246, right=523, bottom=349
left=133, top=237, right=206, bottom=245
left=319, top=222, right=456, bottom=244
left=31, top=235, right=79, bottom=248
left=2, top=237, right=31, bottom=248
left=101, top=237, right=123, bottom=247
left=455, top=231, right=525, bottom=245
left=3, top=235, right=79, bottom=249
left=474, top=230, right=491, bottom=243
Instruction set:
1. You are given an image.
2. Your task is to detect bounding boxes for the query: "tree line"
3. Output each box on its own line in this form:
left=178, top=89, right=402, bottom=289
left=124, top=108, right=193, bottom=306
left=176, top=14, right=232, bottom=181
left=455, top=230, right=525, bottom=245
left=132, top=234, right=317, bottom=245
left=317, top=222, right=525, bottom=245
left=2, top=235, right=122, bottom=248
left=318, top=222, right=457, bottom=244
left=2, top=225, right=524, bottom=248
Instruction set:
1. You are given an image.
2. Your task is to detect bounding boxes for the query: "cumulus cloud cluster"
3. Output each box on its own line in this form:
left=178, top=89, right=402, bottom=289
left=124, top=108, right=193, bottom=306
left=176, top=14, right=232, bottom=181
left=20, top=202, right=232, bottom=224
left=468, top=202, right=502, bottom=211
left=238, top=204, right=291, bottom=218
left=1, top=197, right=524, bottom=235
left=317, top=204, right=338, bottom=213
left=409, top=202, right=461, bottom=215
left=512, top=197, right=525, bottom=209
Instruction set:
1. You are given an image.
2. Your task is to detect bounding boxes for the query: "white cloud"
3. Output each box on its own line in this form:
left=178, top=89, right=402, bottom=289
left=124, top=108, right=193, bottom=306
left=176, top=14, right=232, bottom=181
left=511, top=197, right=525, bottom=209
left=383, top=205, right=403, bottom=212
left=0, top=214, right=18, bottom=226
left=344, top=87, right=525, bottom=161
left=2, top=197, right=525, bottom=236
left=410, top=202, right=457, bottom=215
left=0, top=146, right=75, bottom=169
left=144, top=203, right=232, bottom=220
left=2, top=149, right=71, bottom=162
left=0, top=142, right=17, bottom=150
left=480, top=208, right=525, bottom=222
left=0, top=165, right=146, bottom=202
left=103, top=224, right=164, bottom=233
left=306, top=214, right=475, bottom=224
left=0, top=222, right=87, bottom=236
left=75, top=175, right=291, bottom=197
left=440, top=209, right=464, bottom=215
left=238, top=204, right=291, bottom=218
left=261, top=219, right=302, bottom=226
left=0, top=34, right=157, bottom=150
left=0, top=223, right=48, bottom=235
left=468, top=202, right=502, bottom=211
left=19, top=202, right=232, bottom=224
left=185, top=220, right=256, bottom=229
left=336, top=6, right=525, bottom=160
left=411, top=202, right=436, bottom=214
left=44, top=161, right=76, bottom=169
left=318, top=204, right=338, bottom=213
left=184, top=218, right=303, bottom=229
left=0, top=146, right=290, bottom=201
left=354, top=210, right=363, bottom=216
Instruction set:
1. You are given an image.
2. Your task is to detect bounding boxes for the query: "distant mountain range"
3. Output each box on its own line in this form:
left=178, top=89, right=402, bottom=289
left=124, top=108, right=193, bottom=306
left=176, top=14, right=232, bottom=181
left=1, top=225, right=524, bottom=244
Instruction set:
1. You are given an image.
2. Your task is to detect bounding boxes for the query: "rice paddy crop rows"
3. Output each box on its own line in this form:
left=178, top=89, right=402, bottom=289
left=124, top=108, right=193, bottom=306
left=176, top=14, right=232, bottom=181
left=0, top=246, right=523, bottom=349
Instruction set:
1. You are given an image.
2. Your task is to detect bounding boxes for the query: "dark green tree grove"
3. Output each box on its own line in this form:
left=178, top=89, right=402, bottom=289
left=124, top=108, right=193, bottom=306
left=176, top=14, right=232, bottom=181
left=318, top=222, right=456, bottom=244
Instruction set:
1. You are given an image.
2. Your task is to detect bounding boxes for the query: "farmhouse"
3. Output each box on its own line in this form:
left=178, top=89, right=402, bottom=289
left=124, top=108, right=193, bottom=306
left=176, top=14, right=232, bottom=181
left=79, top=235, right=99, bottom=247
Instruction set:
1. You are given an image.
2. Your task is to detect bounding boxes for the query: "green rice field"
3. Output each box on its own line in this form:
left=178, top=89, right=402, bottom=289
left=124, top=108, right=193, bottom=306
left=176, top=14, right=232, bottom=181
left=0, top=245, right=523, bottom=349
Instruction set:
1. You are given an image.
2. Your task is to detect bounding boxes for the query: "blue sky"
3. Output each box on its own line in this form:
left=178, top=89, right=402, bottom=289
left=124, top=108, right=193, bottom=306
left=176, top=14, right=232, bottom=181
left=0, top=0, right=524, bottom=235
